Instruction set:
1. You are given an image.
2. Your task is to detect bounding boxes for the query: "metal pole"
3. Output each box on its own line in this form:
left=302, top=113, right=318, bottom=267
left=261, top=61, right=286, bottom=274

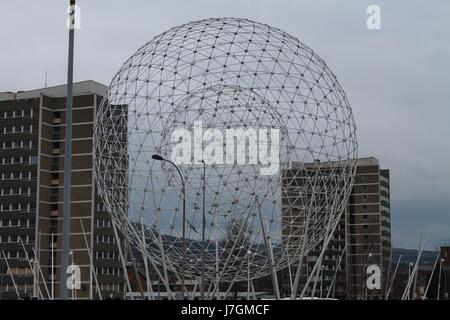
left=0, top=257, right=3, bottom=300
left=158, top=158, right=186, bottom=299
left=256, top=201, right=281, bottom=300
left=215, top=239, right=219, bottom=299
left=141, top=221, right=154, bottom=300
left=1, top=250, right=20, bottom=299
left=30, top=247, right=51, bottom=299
left=437, top=258, right=443, bottom=300
left=70, top=253, right=74, bottom=300
left=33, top=259, right=38, bottom=299
left=79, top=220, right=102, bottom=300
left=401, top=231, right=430, bottom=300
left=407, top=263, right=412, bottom=300
left=327, top=247, right=346, bottom=299
left=320, top=266, right=324, bottom=299
left=385, top=255, right=401, bottom=300
left=51, top=233, right=54, bottom=300
left=291, top=175, right=318, bottom=300
left=299, top=206, right=341, bottom=299
left=111, top=218, right=133, bottom=298
left=201, top=160, right=206, bottom=300
left=209, top=201, right=255, bottom=299
left=61, top=0, right=76, bottom=300
left=423, top=253, right=440, bottom=300
left=247, top=252, right=251, bottom=300
left=19, top=239, right=45, bottom=299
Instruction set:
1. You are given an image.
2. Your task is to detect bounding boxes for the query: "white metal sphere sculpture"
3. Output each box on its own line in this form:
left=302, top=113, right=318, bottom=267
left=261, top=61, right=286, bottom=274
left=94, top=18, right=357, bottom=284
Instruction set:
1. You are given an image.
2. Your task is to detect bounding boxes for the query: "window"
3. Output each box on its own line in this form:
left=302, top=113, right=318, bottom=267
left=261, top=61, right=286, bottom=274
left=30, top=156, right=38, bottom=165
left=363, top=205, right=368, bottom=210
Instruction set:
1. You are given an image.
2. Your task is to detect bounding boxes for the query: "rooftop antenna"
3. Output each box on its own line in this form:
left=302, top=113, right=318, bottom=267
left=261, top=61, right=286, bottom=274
left=45, top=72, right=48, bottom=88
left=60, top=0, right=76, bottom=300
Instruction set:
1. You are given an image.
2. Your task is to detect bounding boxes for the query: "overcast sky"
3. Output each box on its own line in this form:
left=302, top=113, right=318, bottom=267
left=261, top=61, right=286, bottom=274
left=1, top=0, right=449, bottom=250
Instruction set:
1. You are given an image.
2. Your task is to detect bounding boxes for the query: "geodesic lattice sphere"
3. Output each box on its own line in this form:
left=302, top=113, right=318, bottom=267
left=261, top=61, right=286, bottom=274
left=94, top=18, right=357, bottom=283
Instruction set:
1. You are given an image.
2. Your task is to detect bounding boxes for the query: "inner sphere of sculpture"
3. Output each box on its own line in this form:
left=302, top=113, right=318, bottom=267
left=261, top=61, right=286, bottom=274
left=94, top=18, right=358, bottom=283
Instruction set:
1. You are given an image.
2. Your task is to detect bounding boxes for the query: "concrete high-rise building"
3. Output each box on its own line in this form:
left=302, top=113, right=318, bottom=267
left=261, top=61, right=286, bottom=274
left=0, top=81, right=123, bottom=300
left=346, top=157, right=391, bottom=299
left=281, top=157, right=391, bottom=300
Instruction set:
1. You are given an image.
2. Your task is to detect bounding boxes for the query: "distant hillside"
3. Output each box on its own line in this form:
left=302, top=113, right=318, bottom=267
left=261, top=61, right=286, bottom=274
left=392, top=248, right=438, bottom=269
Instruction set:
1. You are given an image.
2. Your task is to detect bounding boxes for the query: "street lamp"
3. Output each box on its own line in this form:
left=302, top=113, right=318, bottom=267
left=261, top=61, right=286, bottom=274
left=152, top=155, right=186, bottom=299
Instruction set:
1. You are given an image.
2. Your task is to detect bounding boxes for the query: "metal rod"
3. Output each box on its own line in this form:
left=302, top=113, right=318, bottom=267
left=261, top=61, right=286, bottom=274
left=423, top=252, right=440, bottom=300
left=60, top=0, right=76, bottom=300
left=152, top=156, right=186, bottom=299
left=111, top=218, right=133, bottom=298
left=256, top=201, right=280, bottom=300
left=299, top=206, right=342, bottom=299
left=385, top=255, right=402, bottom=300
left=125, top=236, right=145, bottom=298
left=0, top=254, right=4, bottom=300
left=251, top=280, right=257, bottom=300
left=166, top=159, right=186, bottom=299
left=51, top=233, right=54, bottom=300
left=437, top=257, right=443, bottom=300
left=326, top=246, right=346, bottom=299
left=291, top=174, right=317, bottom=299
left=247, top=253, right=251, bottom=300
left=141, top=245, right=174, bottom=300
left=215, top=240, right=219, bottom=299
left=310, top=259, right=322, bottom=298
left=401, top=230, right=430, bottom=300
left=30, top=246, right=51, bottom=300
left=208, top=201, right=255, bottom=299
left=141, top=221, right=154, bottom=300
left=1, top=250, right=20, bottom=299
left=79, top=220, right=102, bottom=300
left=201, top=160, right=206, bottom=300
left=19, top=239, right=45, bottom=299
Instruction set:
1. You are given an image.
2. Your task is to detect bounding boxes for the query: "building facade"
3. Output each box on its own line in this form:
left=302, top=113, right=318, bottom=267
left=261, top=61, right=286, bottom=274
left=281, top=157, right=391, bottom=299
left=345, top=157, right=391, bottom=299
left=0, top=81, right=123, bottom=299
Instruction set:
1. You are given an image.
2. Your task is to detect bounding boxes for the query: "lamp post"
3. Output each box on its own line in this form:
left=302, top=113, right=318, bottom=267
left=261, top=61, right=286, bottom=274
left=152, top=155, right=186, bottom=299
left=61, top=0, right=76, bottom=300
